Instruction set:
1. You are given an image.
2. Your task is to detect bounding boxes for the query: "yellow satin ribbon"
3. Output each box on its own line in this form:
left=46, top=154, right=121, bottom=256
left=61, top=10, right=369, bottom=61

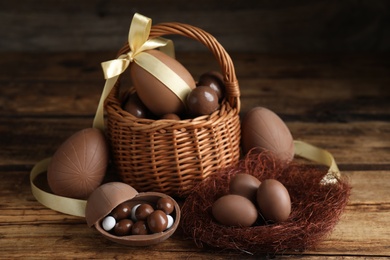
left=92, top=13, right=176, bottom=130
left=30, top=140, right=341, bottom=217
left=30, top=158, right=87, bottom=217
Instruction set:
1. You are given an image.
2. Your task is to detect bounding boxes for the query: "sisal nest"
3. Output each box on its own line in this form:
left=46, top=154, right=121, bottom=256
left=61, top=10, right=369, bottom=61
left=180, top=150, right=351, bottom=254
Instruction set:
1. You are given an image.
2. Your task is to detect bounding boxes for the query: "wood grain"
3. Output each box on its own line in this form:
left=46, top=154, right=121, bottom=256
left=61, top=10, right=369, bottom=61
left=1, top=1, right=389, bottom=52
left=0, top=51, right=389, bottom=258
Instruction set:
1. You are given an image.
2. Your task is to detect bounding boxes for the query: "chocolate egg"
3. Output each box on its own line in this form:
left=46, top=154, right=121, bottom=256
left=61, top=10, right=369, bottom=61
left=156, top=197, right=174, bottom=215
left=147, top=210, right=168, bottom=233
left=114, top=219, right=134, bottom=236
left=241, top=107, right=294, bottom=162
left=198, top=71, right=225, bottom=100
left=85, top=182, right=181, bottom=246
left=47, top=128, right=108, bottom=199
left=229, top=174, right=261, bottom=202
left=111, top=203, right=132, bottom=220
left=132, top=220, right=149, bottom=235
left=122, top=92, right=149, bottom=118
left=130, top=49, right=196, bottom=116
left=256, top=179, right=291, bottom=223
left=135, top=204, right=154, bottom=220
left=212, top=194, right=258, bottom=227
left=161, top=113, right=180, bottom=120
left=186, top=86, right=219, bottom=117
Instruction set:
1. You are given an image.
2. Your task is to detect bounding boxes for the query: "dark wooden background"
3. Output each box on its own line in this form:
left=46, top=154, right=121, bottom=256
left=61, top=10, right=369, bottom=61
left=1, top=0, right=390, bottom=53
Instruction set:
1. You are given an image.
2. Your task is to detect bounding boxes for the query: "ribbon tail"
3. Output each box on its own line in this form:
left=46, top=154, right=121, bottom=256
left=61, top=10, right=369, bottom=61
left=93, top=76, right=119, bottom=131
left=30, top=158, right=87, bottom=218
left=294, top=140, right=341, bottom=184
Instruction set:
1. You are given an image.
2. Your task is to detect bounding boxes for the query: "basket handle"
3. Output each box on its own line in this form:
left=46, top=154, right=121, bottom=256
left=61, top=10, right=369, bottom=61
left=117, top=22, right=241, bottom=112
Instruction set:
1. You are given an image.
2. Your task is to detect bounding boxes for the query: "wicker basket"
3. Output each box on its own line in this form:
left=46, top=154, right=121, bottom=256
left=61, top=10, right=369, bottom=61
left=105, top=22, right=241, bottom=197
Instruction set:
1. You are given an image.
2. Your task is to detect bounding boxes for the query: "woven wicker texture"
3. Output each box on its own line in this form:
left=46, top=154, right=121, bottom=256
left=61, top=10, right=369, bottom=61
left=105, top=22, right=241, bottom=197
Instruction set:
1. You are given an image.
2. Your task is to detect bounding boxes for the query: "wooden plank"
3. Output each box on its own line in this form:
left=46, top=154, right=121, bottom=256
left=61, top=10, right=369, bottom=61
left=1, top=1, right=389, bottom=52
left=1, top=53, right=389, bottom=119
left=0, top=170, right=389, bottom=257
left=1, top=118, right=389, bottom=168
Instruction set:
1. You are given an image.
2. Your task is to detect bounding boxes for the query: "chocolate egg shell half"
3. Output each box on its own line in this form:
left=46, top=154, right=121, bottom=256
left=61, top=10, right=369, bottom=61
left=85, top=182, right=181, bottom=246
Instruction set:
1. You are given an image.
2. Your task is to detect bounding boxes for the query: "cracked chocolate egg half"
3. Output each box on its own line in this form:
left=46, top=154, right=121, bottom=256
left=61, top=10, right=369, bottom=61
left=85, top=182, right=180, bottom=246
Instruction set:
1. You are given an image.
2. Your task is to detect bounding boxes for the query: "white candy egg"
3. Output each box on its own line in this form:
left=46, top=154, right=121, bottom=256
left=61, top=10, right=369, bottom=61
left=102, top=216, right=116, bottom=231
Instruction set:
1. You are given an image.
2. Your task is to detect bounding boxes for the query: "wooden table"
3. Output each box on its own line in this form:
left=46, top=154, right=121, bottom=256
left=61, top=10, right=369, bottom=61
left=1, top=51, right=389, bottom=259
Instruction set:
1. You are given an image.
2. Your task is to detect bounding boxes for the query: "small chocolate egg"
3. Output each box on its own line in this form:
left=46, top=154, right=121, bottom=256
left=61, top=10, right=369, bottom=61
left=186, top=86, right=219, bottom=117
left=114, top=219, right=134, bottom=236
left=131, top=220, right=149, bottom=235
left=212, top=194, right=258, bottom=227
left=147, top=210, right=168, bottom=233
left=241, top=107, right=294, bottom=162
left=156, top=197, right=175, bottom=215
left=47, top=128, right=109, bottom=199
left=122, top=93, right=149, bottom=118
left=135, top=204, right=154, bottom=220
left=130, top=49, right=196, bottom=116
left=161, top=113, right=180, bottom=120
left=229, top=174, right=261, bottom=202
left=198, top=71, right=225, bottom=100
left=111, top=203, right=132, bottom=220
left=256, top=179, right=291, bottom=223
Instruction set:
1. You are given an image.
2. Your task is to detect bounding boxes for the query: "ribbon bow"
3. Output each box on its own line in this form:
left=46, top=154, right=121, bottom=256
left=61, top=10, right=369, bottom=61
left=92, top=13, right=174, bottom=130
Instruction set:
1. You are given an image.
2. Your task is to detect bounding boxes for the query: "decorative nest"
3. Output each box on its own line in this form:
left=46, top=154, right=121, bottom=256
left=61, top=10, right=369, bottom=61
left=180, top=150, right=351, bottom=254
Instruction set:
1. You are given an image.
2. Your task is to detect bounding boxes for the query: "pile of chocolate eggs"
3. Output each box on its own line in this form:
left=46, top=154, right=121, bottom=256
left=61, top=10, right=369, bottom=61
left=101, top=197, right=175, bottom=236
left=212, top=173, right=291, bottom=227
left=122, top=69, right=225, bottom=120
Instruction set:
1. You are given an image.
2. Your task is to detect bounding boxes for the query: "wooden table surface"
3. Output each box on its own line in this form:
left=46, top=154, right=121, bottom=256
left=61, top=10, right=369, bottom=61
left=0, top=51, right=389, bottom=259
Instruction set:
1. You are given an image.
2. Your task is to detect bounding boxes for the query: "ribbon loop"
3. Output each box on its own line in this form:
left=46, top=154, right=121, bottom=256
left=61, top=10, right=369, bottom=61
left=93, top=13, right=174, bottom=130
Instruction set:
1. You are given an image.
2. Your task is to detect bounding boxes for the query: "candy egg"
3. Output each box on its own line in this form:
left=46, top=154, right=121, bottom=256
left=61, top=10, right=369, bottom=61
left=102, top=216, right=116, bottom=231
left=114, top=219, right=134, bottom=236
left=122, top=92, right=149, bottom=118
left=186, top=86, right=219, bottom=117
left=198, top=71, right=225, bottom=101
left=147, top=210, right=168, bottom=233
left=135, top=204, right=154, bottom=220
left=132, top=220, right=149, bottom=235
left=166, top=215, right=174, bottom=230
left=212, top=194, right=258, bottom=227
left=256, top=179, right=291, bottom=223
left=156, top=197, right=174, bottom=215
left=130, top=49, right=196, bottom=116
left=229, top=173, right=261, bottom=202
left=241, top=107, right=294, bottom=162
left=111, top=203, right=132, bottom=220
left=47, top=128, right=108, bottom=199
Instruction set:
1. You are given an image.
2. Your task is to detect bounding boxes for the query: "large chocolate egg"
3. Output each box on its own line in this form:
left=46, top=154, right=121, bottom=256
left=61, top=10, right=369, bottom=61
left=256, top=179, right=291, bottom=223
left=229, top=173, right=261, bottom=203
left=130, top=49, right=196, bottom=116
left=212, top=194, right=258, bottom=227
left=241, top=107, right=294, bottom=162
left=47, top=128, right=108, bottom=199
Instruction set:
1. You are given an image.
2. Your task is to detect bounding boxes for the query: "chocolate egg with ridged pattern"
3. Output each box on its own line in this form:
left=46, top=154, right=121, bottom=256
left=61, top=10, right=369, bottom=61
left=241, top=107, right=294, bottom=162
left=47, top=128, right=109, bottom=199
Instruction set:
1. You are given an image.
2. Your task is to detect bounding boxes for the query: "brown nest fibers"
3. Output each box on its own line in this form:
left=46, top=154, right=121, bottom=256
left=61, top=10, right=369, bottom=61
left=180, top=150, right=351, bottom=254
